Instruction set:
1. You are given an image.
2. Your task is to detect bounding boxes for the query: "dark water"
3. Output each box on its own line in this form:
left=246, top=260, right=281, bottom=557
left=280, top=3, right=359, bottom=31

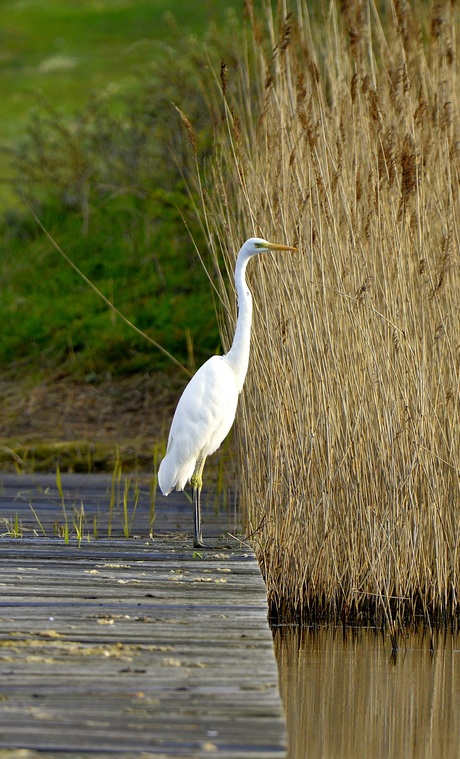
left=274, top=627, right=460, bottom=759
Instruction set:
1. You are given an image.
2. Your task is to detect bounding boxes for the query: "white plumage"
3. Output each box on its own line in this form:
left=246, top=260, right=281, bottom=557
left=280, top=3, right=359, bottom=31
left=158, top=355, right=239, bottom=493
left=158, top=237, right=297, bottom=546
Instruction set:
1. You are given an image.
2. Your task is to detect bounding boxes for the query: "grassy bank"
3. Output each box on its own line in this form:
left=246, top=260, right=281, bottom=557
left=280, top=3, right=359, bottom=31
left=0, top=0, right=238, bottom=207
left=202, top=0, right=460, bottom=632
left=1, top=2, right=241, bottom=471
left=1, top=1, right=240, bottom=380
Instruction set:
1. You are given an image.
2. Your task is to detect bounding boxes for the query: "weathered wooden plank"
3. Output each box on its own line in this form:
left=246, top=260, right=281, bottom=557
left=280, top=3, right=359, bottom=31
left=0, top=474, right=285, bottom=757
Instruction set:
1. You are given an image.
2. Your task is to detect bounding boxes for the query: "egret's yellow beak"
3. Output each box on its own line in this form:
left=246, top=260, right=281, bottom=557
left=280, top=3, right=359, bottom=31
left=265, top=241, right=298, bottom=252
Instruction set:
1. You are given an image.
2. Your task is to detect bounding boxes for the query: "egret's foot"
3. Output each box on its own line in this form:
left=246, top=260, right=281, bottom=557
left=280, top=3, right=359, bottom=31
left=193, top=539, right=208, bottom=550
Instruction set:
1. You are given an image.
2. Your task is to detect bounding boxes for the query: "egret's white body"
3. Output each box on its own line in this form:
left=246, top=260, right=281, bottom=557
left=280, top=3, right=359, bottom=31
left=158, top=237, right=296, bottom=546
left=158, top=355, right=239, bottom=492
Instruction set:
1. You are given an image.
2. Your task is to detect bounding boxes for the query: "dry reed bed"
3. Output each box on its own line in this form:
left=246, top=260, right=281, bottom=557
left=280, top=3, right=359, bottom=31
left=202, top=1, right=460, bottom=629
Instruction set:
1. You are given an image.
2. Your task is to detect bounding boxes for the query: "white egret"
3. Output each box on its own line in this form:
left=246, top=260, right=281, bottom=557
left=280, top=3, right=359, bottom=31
left=158, top=237, right=297, bottom=547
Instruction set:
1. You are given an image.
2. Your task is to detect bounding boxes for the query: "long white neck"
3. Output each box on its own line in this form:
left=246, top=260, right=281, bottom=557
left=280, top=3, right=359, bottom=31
left=224, top=249, right=255, bottom=392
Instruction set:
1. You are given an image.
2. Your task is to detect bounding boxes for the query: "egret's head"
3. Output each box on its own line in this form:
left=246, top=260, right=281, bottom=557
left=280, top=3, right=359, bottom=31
left=243, top=237, right=298, bottom=257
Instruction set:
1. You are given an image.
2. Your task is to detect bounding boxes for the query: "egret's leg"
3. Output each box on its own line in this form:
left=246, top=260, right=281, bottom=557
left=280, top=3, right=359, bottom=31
left=191, top=456, right=206, bottom=548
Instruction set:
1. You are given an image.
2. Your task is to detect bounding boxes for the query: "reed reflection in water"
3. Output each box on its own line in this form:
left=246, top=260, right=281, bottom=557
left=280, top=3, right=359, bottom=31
left=274, top=627, right=460, bottom=759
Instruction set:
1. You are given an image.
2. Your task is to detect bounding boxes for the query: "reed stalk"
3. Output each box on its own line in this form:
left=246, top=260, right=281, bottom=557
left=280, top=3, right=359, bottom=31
left=201, top=0, right=460, bottom=627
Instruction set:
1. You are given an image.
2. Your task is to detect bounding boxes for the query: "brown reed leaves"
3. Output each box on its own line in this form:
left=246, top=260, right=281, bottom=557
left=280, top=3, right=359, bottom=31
left=201, top=1, right=460, bottom=631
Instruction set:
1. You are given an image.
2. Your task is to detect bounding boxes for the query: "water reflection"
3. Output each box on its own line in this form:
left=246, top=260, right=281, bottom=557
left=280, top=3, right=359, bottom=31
left=274, top=627, right=460, bottom=759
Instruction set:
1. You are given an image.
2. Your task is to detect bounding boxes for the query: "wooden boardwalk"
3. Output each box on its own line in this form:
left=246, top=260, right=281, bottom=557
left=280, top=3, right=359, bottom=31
left=0, top=474, right=285, bottom=758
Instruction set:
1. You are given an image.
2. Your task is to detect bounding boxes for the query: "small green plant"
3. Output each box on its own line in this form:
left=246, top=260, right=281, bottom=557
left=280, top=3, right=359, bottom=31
left=73, top=503, right=86, bottom=547
left=149, top=445, right=162, bottom=536
left=29, top=504, right=46, bottom=536
left=108, top=449, right=123, bottom=537
left=0, top=514, right=23, bottom=538
left=55, top=463, right=67, bottom=521
left=122, top=477, right=139, bottom=539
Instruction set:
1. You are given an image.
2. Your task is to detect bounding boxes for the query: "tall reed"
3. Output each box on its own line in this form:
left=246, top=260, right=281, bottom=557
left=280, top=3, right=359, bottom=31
left=201, top=0, right=460, bottom=627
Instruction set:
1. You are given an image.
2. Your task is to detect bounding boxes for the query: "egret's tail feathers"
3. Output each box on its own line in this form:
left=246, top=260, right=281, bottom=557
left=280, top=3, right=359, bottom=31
left=158, top=453, right=194, bottom=495
left=158, top=457, right=174, bottom=495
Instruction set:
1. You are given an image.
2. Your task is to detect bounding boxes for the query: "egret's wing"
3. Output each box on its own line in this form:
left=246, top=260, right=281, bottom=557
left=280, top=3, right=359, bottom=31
left=158, top=356, right=238, bottom=493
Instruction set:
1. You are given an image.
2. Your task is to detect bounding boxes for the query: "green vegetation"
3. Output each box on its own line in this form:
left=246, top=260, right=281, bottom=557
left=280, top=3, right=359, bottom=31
left=1, top=2, right=237, bottom=380
left=0, top=1, right=241, bottom=473
left=1, top=193, right=215, bottom=376
left=0, top=464, right=155, bottom=542
left=1, top=1, right=237, bottom=166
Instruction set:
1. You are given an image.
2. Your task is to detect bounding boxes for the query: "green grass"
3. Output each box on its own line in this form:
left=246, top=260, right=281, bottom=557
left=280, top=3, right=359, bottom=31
left=0, top=463, right=153, bottom=541
left=0, top=1, right=243, bottom=384
left=1, top=1, right=238, bottom=203
left=1, top=196, right=218, bottom=377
